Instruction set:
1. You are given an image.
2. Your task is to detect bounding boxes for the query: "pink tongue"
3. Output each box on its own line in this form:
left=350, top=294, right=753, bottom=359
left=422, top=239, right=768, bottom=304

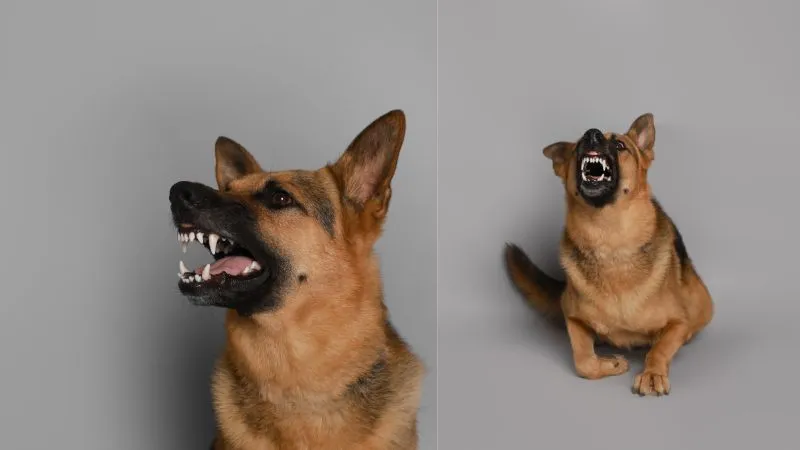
left=195, top=256, right=254, bottom=276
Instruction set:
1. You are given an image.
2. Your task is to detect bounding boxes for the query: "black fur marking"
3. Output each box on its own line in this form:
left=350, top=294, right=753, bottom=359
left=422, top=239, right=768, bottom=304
left=293, top=172, right=336, bottom=237
left=671, top=222, right=689, bottom=267
left=562, top=233, right=600, bottom=283
left=651, top=198, right=690, bottom=268
left=298, top=274, right=307, bottom=283
left=346, top=350, right=391, bottom=427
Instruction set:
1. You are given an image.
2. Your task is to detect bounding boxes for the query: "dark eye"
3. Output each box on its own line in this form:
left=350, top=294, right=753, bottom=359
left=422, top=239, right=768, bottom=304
left=614, top=140, right=627, bottom=151
left=269, top=190, right=294, bottom=208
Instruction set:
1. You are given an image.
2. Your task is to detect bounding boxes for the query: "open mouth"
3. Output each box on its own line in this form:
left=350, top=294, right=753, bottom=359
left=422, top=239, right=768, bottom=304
left=176, top=227, right=265, bottom=286
left=580, top=153, right=613, bottom=183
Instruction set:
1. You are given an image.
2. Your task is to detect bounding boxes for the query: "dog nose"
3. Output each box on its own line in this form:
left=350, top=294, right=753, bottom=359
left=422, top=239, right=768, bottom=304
left=583, top=128, right=604, bottom=148
left=169, top=181, right=215, bottom=210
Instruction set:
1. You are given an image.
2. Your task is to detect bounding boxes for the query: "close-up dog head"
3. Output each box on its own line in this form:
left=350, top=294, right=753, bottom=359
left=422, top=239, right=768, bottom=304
left=168, top=110, right=406, bottom=316
left=542, top=113, right=656, bottom=208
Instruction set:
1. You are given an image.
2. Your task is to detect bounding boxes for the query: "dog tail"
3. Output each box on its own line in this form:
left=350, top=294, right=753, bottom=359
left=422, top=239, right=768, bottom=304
left=504, top=243, right=564, bottom=321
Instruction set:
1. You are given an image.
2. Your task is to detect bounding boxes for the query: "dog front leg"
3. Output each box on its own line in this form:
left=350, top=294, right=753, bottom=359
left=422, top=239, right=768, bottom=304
left=565, top=317, right=629, bottom=379
left=633, top=321, right=690, bottom=396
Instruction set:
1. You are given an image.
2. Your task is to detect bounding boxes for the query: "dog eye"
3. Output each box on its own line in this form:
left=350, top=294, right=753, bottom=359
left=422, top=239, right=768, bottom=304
left=614, top=140, right=626, bottom=151
left=269, top=190, right=294, bottom=208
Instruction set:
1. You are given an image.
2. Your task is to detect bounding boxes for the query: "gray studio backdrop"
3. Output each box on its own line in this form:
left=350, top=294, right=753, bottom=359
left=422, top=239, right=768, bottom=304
left=439, top=0, right=799, bottom=449
left=0, top=1, right=436, bottom=448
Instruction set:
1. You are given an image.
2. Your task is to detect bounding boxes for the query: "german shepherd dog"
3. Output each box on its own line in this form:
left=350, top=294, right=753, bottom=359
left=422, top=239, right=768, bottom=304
left=505, top=113, right=714, bottom=396
left=168, top=110, right=424, bottom=448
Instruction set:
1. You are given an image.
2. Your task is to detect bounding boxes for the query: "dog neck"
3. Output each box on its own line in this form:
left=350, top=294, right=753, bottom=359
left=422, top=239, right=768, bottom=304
left=222, top=257, right=389, bottom=403
left=565, top=185, right=658, bottom=256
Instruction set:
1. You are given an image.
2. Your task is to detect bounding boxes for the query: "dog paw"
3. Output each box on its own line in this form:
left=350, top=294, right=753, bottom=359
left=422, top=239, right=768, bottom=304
left=576, top=355, right=630, bottom=379
left=633, top=370, right=670, bottom=396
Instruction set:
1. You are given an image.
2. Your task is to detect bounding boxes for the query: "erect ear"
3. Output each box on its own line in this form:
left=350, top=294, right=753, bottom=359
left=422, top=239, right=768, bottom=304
left=542, top=141, right=575, bottom=178
left=215, top=136, right=263, bottom=191
left=330, top=109, right=405, bottom=218
left=627, top=113, right=656, bottom=161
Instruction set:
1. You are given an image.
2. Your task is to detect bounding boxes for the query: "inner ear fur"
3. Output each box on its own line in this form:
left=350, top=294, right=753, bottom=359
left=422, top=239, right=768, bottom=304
left=542, top=141, right=575, bottom=177
left=627, top=113, right=656, bottom=162
left=215, top=136, right=263, bottom=191
left=330, top=109, right=406, bottom=219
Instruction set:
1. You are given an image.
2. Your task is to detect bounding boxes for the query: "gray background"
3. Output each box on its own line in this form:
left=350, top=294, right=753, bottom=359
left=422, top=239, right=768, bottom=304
left=439, top=0, right=799, bottom=449
left=0, top=1, right=436, bottom=448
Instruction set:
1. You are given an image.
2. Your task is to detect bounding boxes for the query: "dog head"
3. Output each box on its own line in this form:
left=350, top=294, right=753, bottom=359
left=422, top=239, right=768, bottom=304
left=168, top=110, right=406, bottom=316
left=542, top=113, right=656, bottom=208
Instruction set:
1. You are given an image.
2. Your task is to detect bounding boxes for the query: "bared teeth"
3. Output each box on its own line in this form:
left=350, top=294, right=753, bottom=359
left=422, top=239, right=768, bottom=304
left=176, top=228, right=253, bottom=284
left=209, top=233, right=219, bottom=255
left=242, top=261, right=262, bottom=275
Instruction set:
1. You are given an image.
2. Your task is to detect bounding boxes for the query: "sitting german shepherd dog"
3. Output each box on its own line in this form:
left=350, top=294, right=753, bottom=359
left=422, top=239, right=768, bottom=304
left=506, top=113, right=714, bottom=396
left=169, top=110, right=424, bottom=448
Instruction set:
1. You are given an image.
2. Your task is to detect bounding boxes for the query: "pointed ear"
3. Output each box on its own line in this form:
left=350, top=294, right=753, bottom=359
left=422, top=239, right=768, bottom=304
left=215, top=136, right=263, bottom=190
left=542, top=141, right=574, bottom=178
left=627, top=113, right=656, bottom=160
left=330, top=109, right=405, bottom=217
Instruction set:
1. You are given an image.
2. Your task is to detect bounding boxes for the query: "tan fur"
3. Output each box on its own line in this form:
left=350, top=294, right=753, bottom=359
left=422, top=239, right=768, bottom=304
left=506, top=113, right=714, bottom=395
left=205, top=110, right=424, bottom=448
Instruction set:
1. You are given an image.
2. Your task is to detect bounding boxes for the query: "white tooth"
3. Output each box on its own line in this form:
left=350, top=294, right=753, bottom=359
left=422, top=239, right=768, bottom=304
left=196, top=232, right=204, bottom=244
left=189, top=232, right=195, bottom=242
left=202, top=264, right=211, bottom=280
left=209, top=234, right=219, bottom=254
left=180, top=261, right=189, bottom=274
left=242, top=266, right=251, bottom=275
left=195, top=274, right=201, bottom=282
left=251, top=261, right=261, bottom=271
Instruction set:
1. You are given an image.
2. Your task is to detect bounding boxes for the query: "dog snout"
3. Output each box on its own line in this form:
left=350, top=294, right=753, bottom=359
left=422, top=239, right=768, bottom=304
left=169, top=181, right=217, bottom=212
left=583, top=128, right=604, bottom=148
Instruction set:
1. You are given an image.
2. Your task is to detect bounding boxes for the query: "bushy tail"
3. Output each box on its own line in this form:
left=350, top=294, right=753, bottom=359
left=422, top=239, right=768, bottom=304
left=504, top=243, right=565, bottom=321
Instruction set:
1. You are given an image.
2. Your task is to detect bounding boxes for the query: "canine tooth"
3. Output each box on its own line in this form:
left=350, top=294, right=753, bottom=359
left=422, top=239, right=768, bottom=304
left=209, top=234, right=219, bottom=254
left=180, top=260, right=189, bottom=274
left=194, top=274, right=201, bottom=282
left=196, top=232, right=204, bottom=244
left=189, top=232, right=195, bottom=242
left=202, top=264, right=211, bottom=281
left=251, top=261, right=261, bottom=271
